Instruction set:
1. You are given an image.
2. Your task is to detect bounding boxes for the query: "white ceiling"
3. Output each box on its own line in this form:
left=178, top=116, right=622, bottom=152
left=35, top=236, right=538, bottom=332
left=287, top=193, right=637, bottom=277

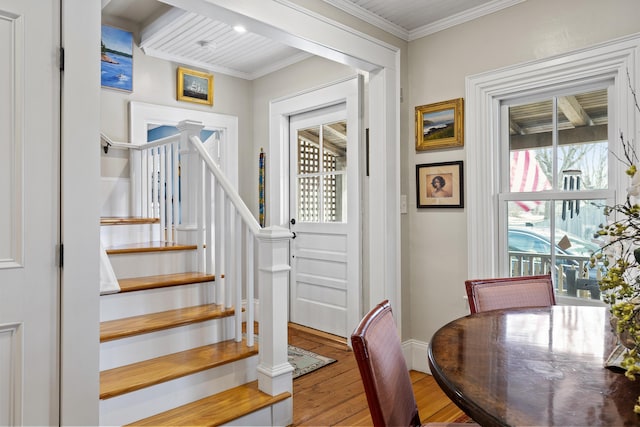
left=101, top=0, right=524, bottom=80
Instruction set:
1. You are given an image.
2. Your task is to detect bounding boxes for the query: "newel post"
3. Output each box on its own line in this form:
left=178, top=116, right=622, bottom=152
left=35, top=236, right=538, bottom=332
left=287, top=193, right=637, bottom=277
left=256, top=225, right=293, bottom=422
left=176, top=120, right=204, bottom=245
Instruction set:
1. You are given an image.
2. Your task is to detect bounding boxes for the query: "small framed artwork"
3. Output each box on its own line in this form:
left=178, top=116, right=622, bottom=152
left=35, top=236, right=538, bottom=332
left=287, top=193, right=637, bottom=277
left=416, top=161, right=464, bottom=208
left=177, top=66, right=214, bottom=106
left=415, top=98, right=464, bottom=151
left=101, top=25, right=133, bottom=92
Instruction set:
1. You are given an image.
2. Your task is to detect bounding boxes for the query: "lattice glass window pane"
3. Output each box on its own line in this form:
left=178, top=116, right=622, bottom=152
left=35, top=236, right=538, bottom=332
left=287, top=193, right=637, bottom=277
left=297, top=127, right=320, bottom=174
left=324, top=173, right=346, bottom=223
left=297, top=176, right=320, bottom=222
left=295, top=121, right=347, bottom=224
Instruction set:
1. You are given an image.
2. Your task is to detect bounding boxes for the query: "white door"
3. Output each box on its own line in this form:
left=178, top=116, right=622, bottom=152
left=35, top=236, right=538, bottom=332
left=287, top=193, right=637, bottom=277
left=0, top=0, right=60, bottom=424
left=289, top=80, right=361, bottom=338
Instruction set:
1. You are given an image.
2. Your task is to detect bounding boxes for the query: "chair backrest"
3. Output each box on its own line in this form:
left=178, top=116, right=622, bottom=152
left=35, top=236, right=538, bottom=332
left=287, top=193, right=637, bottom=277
left=465, top=273, right=555, bottom=314
left=351, top=300, right=421, bottom=427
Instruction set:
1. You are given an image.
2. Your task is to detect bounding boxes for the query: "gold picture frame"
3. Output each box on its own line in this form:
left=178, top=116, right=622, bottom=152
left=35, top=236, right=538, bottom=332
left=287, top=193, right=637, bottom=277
left=416, top=161, right=464, bottom=208
left=177, top=66, right=214, bottom=106
left=415, top=98, right=464, bottom=151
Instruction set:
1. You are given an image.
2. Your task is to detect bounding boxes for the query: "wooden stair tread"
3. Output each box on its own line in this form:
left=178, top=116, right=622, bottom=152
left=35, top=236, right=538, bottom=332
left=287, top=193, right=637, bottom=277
left=100, top=216, right=160, bottom=225
left=101, top=339, right=259, bottom=400
left=100, top=303, right=234, bottom=342
left=126, top=380, right=290, bottom=426
left=105, top=241, right=197, bottom=254
left=116, top=272, right=216, bottom=293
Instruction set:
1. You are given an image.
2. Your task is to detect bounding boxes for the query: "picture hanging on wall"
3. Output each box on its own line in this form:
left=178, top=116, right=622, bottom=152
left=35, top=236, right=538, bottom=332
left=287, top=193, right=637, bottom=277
left=177, top=66, right=214, bottom=106
left=415, top=98, right=464, bottom=151
left=101, top=25, right=133, bottom=92
left=416, top=161, right=464, bottom=208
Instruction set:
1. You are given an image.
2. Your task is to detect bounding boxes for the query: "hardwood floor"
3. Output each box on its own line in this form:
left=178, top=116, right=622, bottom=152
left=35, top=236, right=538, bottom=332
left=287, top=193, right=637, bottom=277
left=288, top=324, right=466, bottom=426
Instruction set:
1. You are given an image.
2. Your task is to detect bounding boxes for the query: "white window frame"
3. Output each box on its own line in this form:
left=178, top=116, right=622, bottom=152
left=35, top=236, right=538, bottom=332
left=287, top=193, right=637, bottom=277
left=497, top=85, right=613, bottom=276
left=466, top=34, right=640, bottom=306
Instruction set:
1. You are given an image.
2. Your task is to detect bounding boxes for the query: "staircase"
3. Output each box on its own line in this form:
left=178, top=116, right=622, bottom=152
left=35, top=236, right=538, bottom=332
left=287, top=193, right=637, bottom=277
left=99, top=119, right=293, bottom=425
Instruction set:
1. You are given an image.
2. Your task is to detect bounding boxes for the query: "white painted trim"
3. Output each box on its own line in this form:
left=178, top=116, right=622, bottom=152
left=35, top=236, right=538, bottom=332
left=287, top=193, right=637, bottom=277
left=164, top=0, right=397, bottom=71
left=61, top=1, right=101, bottom=425
left=466, top=33, right=640, bottom=279
left=402, top=339, right=431, bottom=374
left=0, top=323, right=23, bottom=426
left=0, top=11, right=23, bottom=270
left=321, top=0, right=409, bottom=40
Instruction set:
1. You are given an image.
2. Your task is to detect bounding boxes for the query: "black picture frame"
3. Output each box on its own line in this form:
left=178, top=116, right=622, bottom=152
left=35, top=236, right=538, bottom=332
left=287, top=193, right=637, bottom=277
left=416, top=161, right=464, bottom=208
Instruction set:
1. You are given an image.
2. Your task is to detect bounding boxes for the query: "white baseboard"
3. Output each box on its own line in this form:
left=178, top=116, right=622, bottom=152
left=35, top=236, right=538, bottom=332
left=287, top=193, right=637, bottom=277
left=402, top=339, right=431, bottom=374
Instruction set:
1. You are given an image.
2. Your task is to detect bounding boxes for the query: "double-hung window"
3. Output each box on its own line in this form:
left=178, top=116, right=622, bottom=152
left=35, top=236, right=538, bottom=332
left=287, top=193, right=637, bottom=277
left=498, top=86, right=611, bottom=302
left=466, top=34, right=640, bottom=305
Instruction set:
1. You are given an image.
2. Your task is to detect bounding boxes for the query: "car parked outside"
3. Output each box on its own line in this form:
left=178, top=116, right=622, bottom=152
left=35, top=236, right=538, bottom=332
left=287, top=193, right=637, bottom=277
left=508, top=226, right=604, bottom=292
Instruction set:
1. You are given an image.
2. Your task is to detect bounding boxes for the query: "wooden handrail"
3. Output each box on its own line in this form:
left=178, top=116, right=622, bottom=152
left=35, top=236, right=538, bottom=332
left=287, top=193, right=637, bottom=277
left=100, top=132, right=181, bottom=152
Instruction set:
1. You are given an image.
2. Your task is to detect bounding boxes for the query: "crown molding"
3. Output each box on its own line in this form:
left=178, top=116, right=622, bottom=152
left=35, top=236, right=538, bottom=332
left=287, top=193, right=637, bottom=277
left=323, top=0, right=525, bottom=42
left=322, top=0, right=409, bottom=40
left=409, top=0, right=525, bottom=40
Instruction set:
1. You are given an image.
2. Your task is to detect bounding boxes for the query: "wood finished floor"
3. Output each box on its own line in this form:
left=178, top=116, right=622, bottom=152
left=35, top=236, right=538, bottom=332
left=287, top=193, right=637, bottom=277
left=288, top=324, right=465, bottom=426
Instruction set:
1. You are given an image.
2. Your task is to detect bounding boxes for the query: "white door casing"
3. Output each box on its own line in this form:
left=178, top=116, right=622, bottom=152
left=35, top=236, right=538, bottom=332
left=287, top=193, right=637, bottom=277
left=0, top=0, right=59, bottom=424
left=274, top=76, right=362, bottom=339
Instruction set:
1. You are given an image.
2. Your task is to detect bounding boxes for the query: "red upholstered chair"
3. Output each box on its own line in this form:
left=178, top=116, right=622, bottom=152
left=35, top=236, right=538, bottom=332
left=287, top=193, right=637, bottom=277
left=465, top=273, right=555, bottom=314
left=351, top=300, right=477, bottom=427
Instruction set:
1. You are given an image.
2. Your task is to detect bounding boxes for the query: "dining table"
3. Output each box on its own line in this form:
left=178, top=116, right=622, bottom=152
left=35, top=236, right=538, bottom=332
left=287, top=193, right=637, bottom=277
left=428, top=305, right=640, bottom=426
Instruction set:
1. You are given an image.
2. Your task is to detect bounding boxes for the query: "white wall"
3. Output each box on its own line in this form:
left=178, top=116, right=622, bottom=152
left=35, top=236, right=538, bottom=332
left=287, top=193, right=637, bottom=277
left=407, top=0, right=640, bottom=346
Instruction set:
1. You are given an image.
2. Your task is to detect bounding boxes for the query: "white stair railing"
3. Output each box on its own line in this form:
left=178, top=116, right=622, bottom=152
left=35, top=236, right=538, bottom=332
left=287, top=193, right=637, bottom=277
left=101, top=120, right=294, bottom=403
left=180, top=119, right=294, bottom=401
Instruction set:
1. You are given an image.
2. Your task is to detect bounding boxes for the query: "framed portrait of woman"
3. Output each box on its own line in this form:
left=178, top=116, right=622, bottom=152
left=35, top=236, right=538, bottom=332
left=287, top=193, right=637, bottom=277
left=416, top=161, right=464, bottom=208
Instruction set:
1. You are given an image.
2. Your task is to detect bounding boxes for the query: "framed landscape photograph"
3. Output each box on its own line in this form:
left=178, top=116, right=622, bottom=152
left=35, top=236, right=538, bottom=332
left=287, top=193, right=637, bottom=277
left=416, top=161, right=464, bottom=208
left=101, top=25, right=133, bottom=92
left=177, top=66, right=214, bottom=106
left=415, top=98, right=464, bottom=151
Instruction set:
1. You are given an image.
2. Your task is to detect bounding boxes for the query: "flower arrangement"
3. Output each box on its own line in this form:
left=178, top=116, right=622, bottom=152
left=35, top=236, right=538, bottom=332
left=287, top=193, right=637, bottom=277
left=591, top=75, right=640, bottom=414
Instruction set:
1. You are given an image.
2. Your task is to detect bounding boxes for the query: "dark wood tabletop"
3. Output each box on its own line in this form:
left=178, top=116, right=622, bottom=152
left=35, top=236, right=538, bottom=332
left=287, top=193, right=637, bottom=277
left=428, top=305, right=640, bottom=426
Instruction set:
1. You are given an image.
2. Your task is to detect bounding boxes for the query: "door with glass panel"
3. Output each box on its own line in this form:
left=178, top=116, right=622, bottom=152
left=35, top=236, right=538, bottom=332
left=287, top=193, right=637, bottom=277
left=289, top=103, right=353, bottom=337
left=500, top=85, right=612, bottom=302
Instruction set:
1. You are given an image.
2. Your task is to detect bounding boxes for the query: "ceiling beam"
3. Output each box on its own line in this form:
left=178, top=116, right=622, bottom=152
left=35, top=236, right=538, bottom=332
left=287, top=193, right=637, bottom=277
left=509, top=124, right=608, bottom=150
left=557, top=95, right=594, bottom=127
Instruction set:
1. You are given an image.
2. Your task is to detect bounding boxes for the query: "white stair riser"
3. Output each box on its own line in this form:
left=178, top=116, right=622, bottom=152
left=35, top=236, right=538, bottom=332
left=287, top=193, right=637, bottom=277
left=109, top=250, right=196, bottom=278
left=225, top=398, right=292, bottom=427
left=100, top=223, right=161, bottom=246
left=100, top=319, right=228, bottom=370
left=99, top=355, right=259, bottom=427
left=100, top=281, right=216, bottom=321
left=224, top=406, right=274, bottom=427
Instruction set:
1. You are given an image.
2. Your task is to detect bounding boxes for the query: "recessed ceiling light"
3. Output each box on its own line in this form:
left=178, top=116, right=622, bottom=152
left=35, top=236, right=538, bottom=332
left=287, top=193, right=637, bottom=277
left=233, top=25, right=247, bottom=34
